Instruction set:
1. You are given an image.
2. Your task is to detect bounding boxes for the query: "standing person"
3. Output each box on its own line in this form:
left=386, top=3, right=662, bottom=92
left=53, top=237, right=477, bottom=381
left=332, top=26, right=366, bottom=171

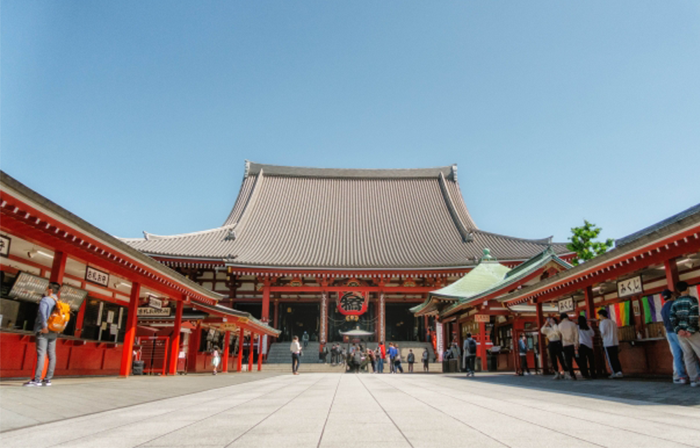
left=290, top=336, right=302, bottom=375
left=661, top=288, right=699, bottom=384
left=464, top=333, right=477, bottom=377
left=407, top=349, right=415, bottom=373
left=388, top=343, right=397, bottom=373
left=598, top=309, right=623, bottom=378
left=302, top=331, right=309, bottom=348
left=518, top=334, right=531, bottom=376
left=558, top=313, right=579, bottom=380
left=368, top=348, right=376, bottom=373
left=669, top=281, right=700, bottom=387
left=451, top=342, right=461, bottom=371
left=211, top=346, right=221, bottom=375
left=321, top=343, right=329, bottom=364
left=577, top=315, right=596, bottom=379
left=24, top=282, right=61, bottom=387
left=541, top=317, right=566, bottom=379
left=394, top=344, right=404, bottom=373
left=374, top=347, right=383, bottom=373
left=422, top=348, right=430, bottom=372
left=379, top=341, right=386, bottom=373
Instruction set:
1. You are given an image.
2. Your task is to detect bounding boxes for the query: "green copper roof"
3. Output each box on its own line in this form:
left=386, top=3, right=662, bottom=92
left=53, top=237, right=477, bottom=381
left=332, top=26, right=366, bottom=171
left=430, top=249, right=511, bottom=299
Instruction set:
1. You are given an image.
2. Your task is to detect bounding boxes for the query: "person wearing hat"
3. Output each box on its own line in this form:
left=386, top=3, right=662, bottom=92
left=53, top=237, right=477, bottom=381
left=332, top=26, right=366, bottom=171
left=661, top=289, right=692, bottom=384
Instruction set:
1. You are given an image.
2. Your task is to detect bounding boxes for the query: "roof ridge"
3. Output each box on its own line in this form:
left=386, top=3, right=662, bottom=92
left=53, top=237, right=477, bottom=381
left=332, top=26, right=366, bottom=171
left=472, top=229, right=558, bottom=245
left=138, top=224, right=235, bottom=241
left=439, top=172, right=473, bottom=242
left=246, top=161, right=456, bottom=179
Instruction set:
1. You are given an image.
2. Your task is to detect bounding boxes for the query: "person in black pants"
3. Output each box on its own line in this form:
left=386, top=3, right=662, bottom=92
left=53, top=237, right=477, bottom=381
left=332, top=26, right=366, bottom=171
left=541, top=317, right=567, bottom=379
left=577, top=315, right=596, bottom=379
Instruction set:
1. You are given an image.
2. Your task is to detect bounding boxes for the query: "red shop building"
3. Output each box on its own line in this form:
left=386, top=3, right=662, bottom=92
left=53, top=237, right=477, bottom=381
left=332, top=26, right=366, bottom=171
left=0, top=171, right=278, bottom=379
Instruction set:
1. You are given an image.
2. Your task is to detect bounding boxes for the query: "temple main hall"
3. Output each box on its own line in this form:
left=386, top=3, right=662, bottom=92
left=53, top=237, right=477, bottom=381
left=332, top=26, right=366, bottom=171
left=123, top=161, right=572, bottom=347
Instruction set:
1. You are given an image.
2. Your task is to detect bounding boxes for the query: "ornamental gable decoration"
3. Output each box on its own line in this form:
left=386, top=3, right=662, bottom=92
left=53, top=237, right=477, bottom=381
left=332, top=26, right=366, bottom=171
left=336, top=279, right=368, bottom=316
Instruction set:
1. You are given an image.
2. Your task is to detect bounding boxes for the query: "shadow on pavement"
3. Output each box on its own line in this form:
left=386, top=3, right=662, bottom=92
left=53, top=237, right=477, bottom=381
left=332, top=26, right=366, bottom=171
left=444, top=373, right=700, bottom=407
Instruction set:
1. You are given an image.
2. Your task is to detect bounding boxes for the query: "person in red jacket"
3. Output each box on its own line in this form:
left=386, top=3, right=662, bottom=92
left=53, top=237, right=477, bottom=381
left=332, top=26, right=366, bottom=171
left=377, top=341, right=386, bottom=373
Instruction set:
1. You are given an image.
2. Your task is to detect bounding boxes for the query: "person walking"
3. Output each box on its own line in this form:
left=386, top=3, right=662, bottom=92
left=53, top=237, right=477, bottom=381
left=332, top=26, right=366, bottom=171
left=577, top=315, right=596, bottom=379
left=669, top=281, right=700, bottom=387
left=422, top=348, right=430, bottom=372
left=290, top=336, right=302, bottom=375
left=394, top=344, right=404, bottom=373
left=541, top=317, right=566, bottom=379
left=464, top=333, right=477, bottom=377
left=24, top=282, right=61, bottom=387
left=598, top=309, right=623, bottom=378
left=211, top=346, right=221, bottom=375
left=558, top=313, right=579, bottom=380
left=407, top=349, right=415, bottom=373
left=518, top=334, right=531, bottom=376
left=302, top=331, right=309, bottom=349
left=378, top=341, right=386, bottom=373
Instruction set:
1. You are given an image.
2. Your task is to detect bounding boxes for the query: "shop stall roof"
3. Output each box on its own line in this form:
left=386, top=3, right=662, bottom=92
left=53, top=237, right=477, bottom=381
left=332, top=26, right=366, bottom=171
left=191, top=302, right=280, bottom=337
left=498, top=202, right=700, bottom=307
left=0, top=171, right=223, bottom=305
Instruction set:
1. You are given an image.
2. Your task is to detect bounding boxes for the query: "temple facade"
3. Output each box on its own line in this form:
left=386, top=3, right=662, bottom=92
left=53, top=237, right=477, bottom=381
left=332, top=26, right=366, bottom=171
left=123, top=161, right=573, bottom=346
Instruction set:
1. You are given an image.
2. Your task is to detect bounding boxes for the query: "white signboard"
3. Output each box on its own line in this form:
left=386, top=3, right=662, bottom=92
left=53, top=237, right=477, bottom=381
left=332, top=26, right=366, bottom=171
left=558, top=297, right=575, bottom=313
left=148, top=295, right=163, bottom=310
left=86, top=266, right=109, bottom=287
left=617, top=275, right=643, bottom=298
left=137, top=307, right=171, bottom=317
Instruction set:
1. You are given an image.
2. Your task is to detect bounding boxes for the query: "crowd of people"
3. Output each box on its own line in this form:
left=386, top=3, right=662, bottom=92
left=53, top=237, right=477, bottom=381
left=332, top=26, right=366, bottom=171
left=532, top=281, right=700, bottom=386
left=290, top=340, right=431, bottom=375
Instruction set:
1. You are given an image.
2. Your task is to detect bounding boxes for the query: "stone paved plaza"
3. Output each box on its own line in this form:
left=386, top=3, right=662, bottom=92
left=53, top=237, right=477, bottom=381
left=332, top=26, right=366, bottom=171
left=2, top=372, right=700, bottom=448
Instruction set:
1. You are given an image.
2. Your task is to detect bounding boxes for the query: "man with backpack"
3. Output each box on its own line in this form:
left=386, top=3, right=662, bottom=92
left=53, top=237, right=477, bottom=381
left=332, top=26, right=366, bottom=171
left=24, top=282, right=61, bottom=387
left=463, top=333, right=477, bottom=377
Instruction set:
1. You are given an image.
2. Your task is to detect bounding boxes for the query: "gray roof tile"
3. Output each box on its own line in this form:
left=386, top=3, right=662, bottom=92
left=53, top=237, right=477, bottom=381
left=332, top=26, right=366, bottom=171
left=123, top=162, right=570, bottom=269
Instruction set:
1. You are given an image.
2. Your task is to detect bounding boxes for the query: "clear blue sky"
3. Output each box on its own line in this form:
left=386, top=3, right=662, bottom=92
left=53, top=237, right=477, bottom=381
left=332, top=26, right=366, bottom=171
left=3, top=1, right=699, bottom=245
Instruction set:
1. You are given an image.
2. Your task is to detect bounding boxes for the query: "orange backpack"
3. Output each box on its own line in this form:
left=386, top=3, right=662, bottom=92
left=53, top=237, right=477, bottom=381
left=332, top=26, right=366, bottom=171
left=47, top=299, right=71, bottom=333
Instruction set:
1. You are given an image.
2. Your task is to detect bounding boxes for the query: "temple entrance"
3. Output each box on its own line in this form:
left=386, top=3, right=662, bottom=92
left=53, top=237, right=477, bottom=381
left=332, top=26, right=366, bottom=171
left=328, top=302, right=376, bottom=343
left=385, top=303, right=424, bottom=341
left=278, top=303, right=319, bottom=342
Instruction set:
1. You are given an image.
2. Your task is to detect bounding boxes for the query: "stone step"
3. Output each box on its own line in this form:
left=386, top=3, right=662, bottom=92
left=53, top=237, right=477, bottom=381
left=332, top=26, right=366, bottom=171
left=260, top=363, right=446, bottom=373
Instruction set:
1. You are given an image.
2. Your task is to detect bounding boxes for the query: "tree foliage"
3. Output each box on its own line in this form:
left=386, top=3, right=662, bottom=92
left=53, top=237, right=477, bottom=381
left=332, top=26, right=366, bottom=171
left=567, top=220, right=614, bottom=266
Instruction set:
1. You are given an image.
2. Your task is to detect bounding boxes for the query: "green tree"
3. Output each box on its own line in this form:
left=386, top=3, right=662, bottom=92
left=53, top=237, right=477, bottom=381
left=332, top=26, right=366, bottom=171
left=567, top=220, right=614, bottom=266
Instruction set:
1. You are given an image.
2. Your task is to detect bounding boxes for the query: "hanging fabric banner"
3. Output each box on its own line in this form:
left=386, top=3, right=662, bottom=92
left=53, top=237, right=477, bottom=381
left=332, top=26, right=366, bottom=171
left=642, top=294, right=665, bottom=324
left=337, top=290, right=368, bottom=316
left=320, top=292, right=328, bottom=343
left=379, top=292, right=385, bottom=342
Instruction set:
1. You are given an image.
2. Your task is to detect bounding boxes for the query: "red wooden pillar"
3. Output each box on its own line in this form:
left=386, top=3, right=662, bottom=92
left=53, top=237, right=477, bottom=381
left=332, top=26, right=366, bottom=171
left=257, top=333, right=263, bottom=371
left=222, top=331, right=230, bottom=373
left=424, top=315, right=429, bottom=342
left=49, top=251, right=67, bottom=284
left=74, top=298, right=87, bottom=338
left=536, top=301, right=548, bottom=375
left=479, top=321, right=487, bottom=372
left=188, top=322, right=201, bottom=373
left=167, top=299, right=184, bottom=375
left=237, top=328, right=244, bottom=372
left=119, top=282, right=141, bottom=377
left=262, top=281, right=271, bottom=323
left=665, top=258, right=680, bottom=290
left=248, top=333, right=255, bottom=372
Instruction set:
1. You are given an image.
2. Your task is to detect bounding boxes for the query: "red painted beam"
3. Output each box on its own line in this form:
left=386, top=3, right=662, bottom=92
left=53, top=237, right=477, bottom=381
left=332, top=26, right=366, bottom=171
left=119, top=282, right=141, bottom=377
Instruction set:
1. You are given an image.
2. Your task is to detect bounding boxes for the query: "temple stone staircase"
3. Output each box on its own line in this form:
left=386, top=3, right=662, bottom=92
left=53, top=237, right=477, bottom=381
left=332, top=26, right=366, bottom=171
left=265, top=341, right=437, bottom=371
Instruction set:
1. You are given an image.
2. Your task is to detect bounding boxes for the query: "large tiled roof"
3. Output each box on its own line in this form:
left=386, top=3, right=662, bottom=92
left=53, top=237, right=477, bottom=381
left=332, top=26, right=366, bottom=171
left=122, top=161, right=571, bottom=269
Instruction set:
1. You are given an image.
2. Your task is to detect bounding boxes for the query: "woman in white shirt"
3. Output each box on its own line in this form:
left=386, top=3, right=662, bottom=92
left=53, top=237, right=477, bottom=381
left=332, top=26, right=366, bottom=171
left=577, top=315, right=596, bottom=379
left=290, top=336, right=302, bottom=375
left=541, top=317, right=566, bottom=379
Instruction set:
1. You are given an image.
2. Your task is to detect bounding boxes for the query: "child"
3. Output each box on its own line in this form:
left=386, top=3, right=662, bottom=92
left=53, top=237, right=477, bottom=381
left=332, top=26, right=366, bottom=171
left=211, top=345, right=221, bottom=375
left=407, top=349, right=415, bottom=373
